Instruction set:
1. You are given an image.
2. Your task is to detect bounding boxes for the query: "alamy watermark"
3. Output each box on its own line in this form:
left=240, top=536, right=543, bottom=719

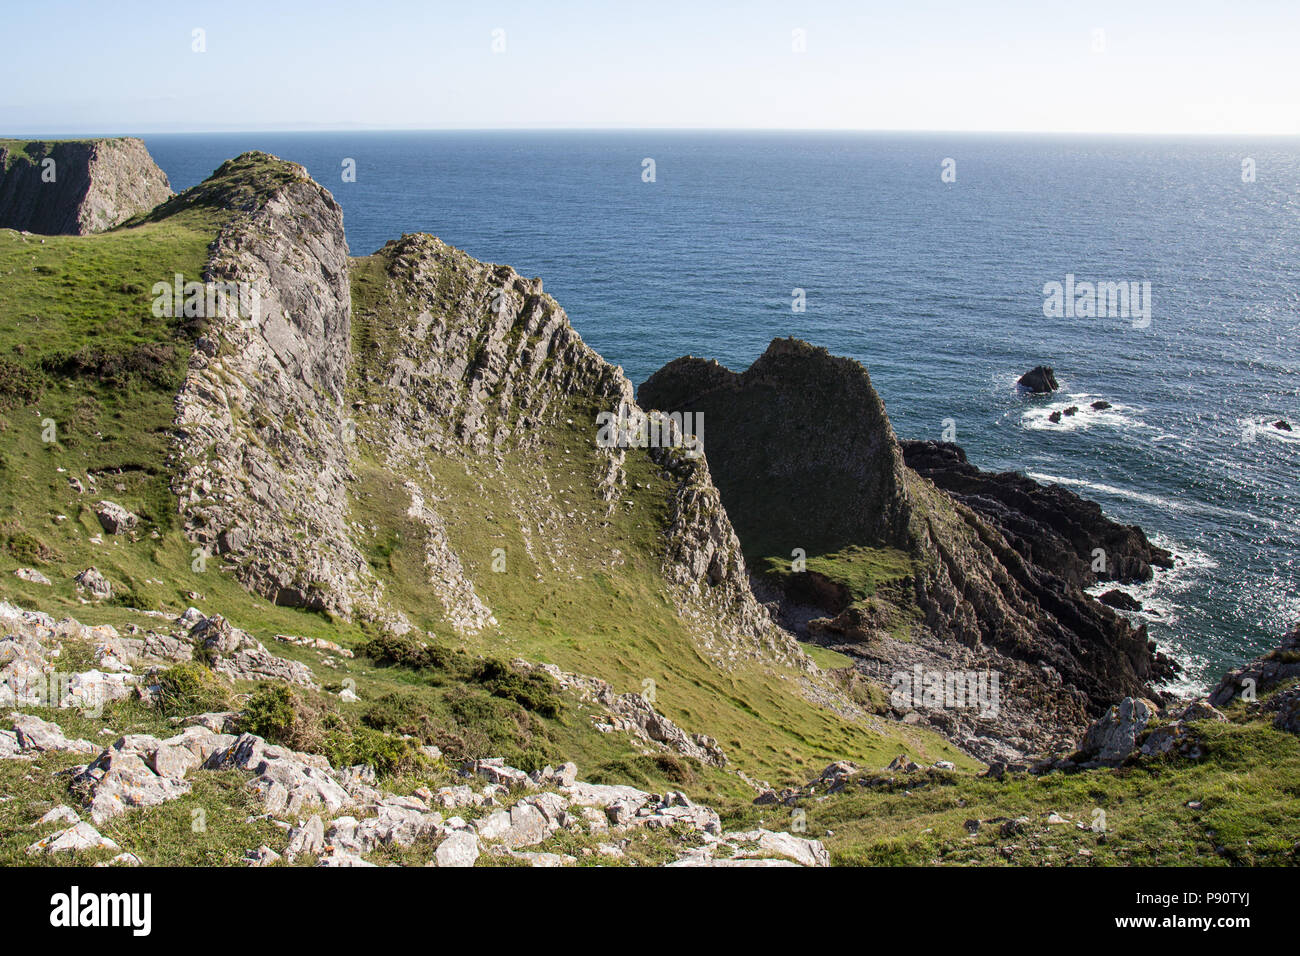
left=891, top=665, right=1000, bottom=719
left=596, top=405, right=703, bottom=458
left=1043, top=274, right=1151, bottom=328
left=151, top=274, right=262, bottom=323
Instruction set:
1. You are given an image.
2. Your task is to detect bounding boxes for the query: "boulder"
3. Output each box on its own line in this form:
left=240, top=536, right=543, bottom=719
left=13, top=568, right=51, bottom=585
left=1098, top=589, right=1142, bottom=611
left=1274, top=420, right=1292, bottom=432
left=10, top=713, right=97, bottom=754
left=75, top=746, right=193, bottom=824
left=36, top=805, right=82, bottom=827
left=27, top=821, right=120, bottom=856
left=498, top=802, right=553, bottom=848
left=1178, top=701, right=1227, bottom=723
left=245, top=845, right=282, bottom=867
left=284, top=815, right=325, bottom=862
left=94, top=500, right=139, bottom=535
left=1018, top=366, right=1060, bottom=393
left=205, top=733, right=349, bottom=815
left=1271, top=688, right=1300, bottom=736
left=1079, top=697, right=1151, bottom=763
left=73, top=567, right=113, bottom=601
left=433, top=830, right=480, bottom=867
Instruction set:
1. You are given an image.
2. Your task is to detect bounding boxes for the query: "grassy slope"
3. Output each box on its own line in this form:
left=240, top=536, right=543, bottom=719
left=718, top=690, right=1300, bottom=866
left=347, top=250, right=972, bottom=787
left=0, top=159, right=1292, bottom=865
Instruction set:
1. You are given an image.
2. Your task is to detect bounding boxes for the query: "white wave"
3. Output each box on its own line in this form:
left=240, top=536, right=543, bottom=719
left=1026, top=471, right=1187, bottom=512
left=1239, top=417, right=1300, bottom=445
left=1020, top=393, right=1149, bottom=434
left=1086, top=534, right=1223, bottom=693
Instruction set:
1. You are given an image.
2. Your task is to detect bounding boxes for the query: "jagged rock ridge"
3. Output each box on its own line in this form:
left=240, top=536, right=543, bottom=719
left=170, top=153, right=390, bottom=625
left=347, top=234, right=808, bottom=669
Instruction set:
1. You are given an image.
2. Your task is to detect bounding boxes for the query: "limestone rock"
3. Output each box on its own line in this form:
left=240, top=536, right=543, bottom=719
left=27, top=821, right=120, bottom=856
left=94, top=500, right=139, bottom=535
left=284, top=815, right=325, bottom=862
left=1079, top=697, right=1151, bottom=763
left=10, top=713, right=97, bottom=754
left=0, top=137, right=172, bottom=235
left=73, top=567, right=113, bottom=601
left=434, top=830, right=480, bottom=867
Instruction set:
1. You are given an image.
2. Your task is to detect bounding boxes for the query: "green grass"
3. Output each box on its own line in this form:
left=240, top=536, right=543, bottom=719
left=344, top=245, right=971, bottom=787
left=713, top=705, right=1300, bottom=866
left=7, top=153, right=1297, bottom=867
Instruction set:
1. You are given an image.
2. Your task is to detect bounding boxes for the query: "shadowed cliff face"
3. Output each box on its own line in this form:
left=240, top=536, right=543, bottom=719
left=641, top=338, right=1177, bottom=759
left=0, top=138, right=172, bottom=235
left=638, top=339, right=913, bottom=558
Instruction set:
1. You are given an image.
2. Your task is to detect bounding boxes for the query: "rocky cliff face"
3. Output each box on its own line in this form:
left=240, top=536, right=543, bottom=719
left=0, top=138, right=172, bottom=234
left=347, top=234, right=808, bottom=669
left=640, top=339, right=912, bottom=558
left=641, top=338, right=1175, bottom=759
left=164, top=160, right=808, bottom=671
left=900, top=439, right=1173, bottom=586
left=171, top=153, right=389, bottom=625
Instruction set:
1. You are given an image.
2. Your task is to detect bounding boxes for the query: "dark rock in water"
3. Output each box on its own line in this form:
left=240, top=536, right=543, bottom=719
left=1099, top=589, right=1142, bottom=611
left=1018, top=366, right=1059, bottom=393
left=1048, top=411, right=1062, bottom=423
left=1091, top=401, right=1112, bottom=410
left=900, top=439, right=1174, bottom=588
left=1062, top=406, right=1079, bottom=417
left=1274, top=420, right=1292, bottom=431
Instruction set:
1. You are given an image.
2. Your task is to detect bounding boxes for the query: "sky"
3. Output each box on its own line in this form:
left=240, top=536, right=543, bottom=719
left=4, top=0, right=1299, bottom=135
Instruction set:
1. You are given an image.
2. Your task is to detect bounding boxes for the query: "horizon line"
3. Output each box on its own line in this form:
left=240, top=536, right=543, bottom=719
left=6, top=126, right=1300, bottom=139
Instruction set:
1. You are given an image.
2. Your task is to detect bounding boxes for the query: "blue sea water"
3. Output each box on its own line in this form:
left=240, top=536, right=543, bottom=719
left=140, top=131, right=1300, bottom=691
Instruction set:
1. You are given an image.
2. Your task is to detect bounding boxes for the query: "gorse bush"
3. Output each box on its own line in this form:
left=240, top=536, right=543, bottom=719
left=0, top=357, right=45, bottom=410
left=362, top=691, right=439, bottom=742
left=356, top=632, right=460, bottom=672
left=239, top=683, right=425, bottom=777
left=239, top=683, right=297, bottom=741
left=154, top=662, right=231, bottom=717
left=470, top=658, right=563, bottom=718
left=357, top=633, right=562, bottom=718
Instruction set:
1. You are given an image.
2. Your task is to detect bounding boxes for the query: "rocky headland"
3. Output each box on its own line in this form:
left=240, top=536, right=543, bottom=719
left=0, top=139, right=1297, bottom=866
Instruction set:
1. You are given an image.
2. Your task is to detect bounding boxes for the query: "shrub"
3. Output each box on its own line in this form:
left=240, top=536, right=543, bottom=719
left=326, top=725, right=422, bottom=777
left=239, top=683, right=297, bottom=741
left=363, top=691, right=437, bottom=742
left=470, top=658, right=563, bottom=718
left=0, top=358, right=45, bottom=410
left=154, top=662, right=231, bottom=716
left=357, top=632, right=460, bottom=673
left=1, top=525, right=60, bottom=564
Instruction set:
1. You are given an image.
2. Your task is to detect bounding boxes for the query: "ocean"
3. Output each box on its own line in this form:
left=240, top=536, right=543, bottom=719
left=140, top=130, right=1300, bottom=691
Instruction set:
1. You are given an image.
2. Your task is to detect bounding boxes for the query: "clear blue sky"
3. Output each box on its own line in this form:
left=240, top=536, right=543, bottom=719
left=4, top=0, right=1298, bottom=134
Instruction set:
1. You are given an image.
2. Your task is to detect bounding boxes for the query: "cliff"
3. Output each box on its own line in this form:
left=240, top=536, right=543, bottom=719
left=3, top=141, right=1296, bottom=868
left=2, top=146, right=963, bottom=814
left=0, top=137, right=172, bottom=234
left=641, top=339, right=1177, bottom=760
